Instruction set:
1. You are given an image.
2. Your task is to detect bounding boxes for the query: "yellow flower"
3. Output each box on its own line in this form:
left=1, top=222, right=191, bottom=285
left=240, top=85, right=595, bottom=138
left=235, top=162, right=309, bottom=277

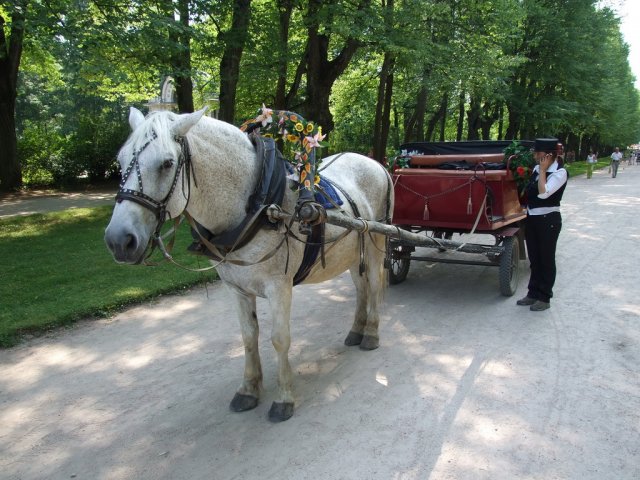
left=306, top=123, right=314, bottom=133
left=287, top=134, right=299, bottom=143
left=314, top=175, right=320, bottom=184
left=295, top=122, right=304, bottom=132
left=263, top=133, right=273, bottom=138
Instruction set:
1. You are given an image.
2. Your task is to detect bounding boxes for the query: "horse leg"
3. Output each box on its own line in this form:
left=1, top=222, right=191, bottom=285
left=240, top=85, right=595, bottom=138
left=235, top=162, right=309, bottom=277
left=345, top=235, right=386, bottom=350
left=266, top=284, right=295, bottom=422
left=229, top=291, right=262, bottom=413
left=344, top=269, right=368, bottom=347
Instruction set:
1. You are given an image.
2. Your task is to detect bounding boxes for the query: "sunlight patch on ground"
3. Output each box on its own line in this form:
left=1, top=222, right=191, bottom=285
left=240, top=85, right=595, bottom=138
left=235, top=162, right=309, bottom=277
left=376, top=372, right=389, bottom=386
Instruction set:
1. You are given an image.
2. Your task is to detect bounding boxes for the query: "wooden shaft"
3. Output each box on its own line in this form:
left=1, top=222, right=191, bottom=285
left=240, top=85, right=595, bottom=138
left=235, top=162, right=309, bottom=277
left=266, top=206, right=505, bottom=255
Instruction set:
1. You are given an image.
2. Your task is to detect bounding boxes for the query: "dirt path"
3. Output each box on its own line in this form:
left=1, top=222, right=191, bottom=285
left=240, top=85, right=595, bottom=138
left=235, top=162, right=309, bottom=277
left=1, top=166, right=639, bottom=479
left=0, top=187, right=116, bottom=218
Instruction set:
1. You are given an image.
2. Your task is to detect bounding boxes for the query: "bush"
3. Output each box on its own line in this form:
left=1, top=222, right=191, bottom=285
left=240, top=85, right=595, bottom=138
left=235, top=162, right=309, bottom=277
left=18, top=121, right=82, bottom=187
left=18, top=108, right=129, bottom=187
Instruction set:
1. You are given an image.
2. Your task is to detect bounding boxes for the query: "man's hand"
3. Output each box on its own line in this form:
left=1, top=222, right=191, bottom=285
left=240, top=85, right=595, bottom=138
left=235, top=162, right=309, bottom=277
left=539, top=153, right=553, bottom=173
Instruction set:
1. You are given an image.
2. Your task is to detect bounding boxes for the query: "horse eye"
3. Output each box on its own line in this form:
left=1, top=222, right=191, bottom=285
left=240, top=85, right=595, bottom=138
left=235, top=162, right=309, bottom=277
left=161, top=159, right=174, bottom=170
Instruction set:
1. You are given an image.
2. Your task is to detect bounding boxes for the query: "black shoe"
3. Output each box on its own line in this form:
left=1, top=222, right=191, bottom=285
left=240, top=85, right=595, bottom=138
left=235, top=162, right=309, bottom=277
left=516, top=296, right=536, bottom=306
left=529, top=301, right=550, bottom=311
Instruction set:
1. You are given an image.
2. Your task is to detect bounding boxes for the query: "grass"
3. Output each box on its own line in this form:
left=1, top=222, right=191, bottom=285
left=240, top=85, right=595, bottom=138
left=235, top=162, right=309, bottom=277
left=564, top=159, right=610, bottom=177
left=0, top=158, right=611, bottom=347
left=0, top=206, right=217, bottom=347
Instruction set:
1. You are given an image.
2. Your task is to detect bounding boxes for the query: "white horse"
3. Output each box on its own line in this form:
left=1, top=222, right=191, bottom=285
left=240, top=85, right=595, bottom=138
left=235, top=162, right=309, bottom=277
left=104, top=108, right=393, bottom=421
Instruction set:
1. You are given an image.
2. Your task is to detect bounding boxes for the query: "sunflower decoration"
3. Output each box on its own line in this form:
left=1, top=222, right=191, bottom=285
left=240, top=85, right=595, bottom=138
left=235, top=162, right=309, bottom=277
left=503, top=140, right=535, bottom=198
left=240, top=105, right=327, bottom=192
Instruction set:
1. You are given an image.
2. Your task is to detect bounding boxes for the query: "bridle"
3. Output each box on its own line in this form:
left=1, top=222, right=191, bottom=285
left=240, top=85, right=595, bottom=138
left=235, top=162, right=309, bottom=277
left=115, top=130, right=194, bottom=241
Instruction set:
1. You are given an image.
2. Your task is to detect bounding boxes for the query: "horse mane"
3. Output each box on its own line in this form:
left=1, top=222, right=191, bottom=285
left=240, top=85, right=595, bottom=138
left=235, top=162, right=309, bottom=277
left=122, top=111, right=184, bottom=157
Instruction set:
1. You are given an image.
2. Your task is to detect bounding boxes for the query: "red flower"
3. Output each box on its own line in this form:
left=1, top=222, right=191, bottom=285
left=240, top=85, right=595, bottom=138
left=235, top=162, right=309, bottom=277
left=516, top=166, right=526, bottom=176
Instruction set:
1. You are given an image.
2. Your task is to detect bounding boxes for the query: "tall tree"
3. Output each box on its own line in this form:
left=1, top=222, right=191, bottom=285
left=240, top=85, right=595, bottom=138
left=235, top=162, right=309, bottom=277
left=372, top=0, right=395, bottom=162
left=303, top=0, right=371, bottom=134
left=218, top=0, right=251, bottom=122
left=170, top=0, right=194, bottom=113
left=0, top=1, right=26, bottom=191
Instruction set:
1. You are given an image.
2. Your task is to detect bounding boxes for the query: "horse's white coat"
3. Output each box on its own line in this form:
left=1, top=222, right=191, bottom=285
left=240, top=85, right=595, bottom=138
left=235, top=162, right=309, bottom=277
left=105, top=108, right=393, bottom=420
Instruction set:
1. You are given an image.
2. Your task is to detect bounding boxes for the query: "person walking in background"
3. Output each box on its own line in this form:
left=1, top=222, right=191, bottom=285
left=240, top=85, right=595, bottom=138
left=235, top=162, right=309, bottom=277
left=610, top=147, right=623, bottom=178
left=517, top=138, right=568, bottom=312
left=586, top=150, right=597, bottom=179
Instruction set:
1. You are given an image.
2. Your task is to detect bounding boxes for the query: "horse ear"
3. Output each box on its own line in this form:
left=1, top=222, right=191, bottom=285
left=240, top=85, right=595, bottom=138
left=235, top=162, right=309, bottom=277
left=129, top=107, right=146, bottom=131
left=172, top=108, right=208, bottom=138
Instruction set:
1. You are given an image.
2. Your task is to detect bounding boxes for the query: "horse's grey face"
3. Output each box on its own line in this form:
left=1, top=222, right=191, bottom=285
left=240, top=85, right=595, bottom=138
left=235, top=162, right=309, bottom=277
left=104, top=143, right=179, bottom=264
left=104, top=108, right=205, bottom=264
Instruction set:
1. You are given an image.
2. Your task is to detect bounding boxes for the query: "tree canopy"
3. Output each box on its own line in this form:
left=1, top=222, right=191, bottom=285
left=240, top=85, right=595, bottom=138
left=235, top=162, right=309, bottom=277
left=2, top=0, right=639, bottom=190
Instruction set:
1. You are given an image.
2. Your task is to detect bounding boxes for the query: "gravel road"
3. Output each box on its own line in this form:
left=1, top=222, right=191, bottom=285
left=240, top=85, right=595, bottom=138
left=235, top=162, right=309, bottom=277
left=1, top=165, right=639, bottom=479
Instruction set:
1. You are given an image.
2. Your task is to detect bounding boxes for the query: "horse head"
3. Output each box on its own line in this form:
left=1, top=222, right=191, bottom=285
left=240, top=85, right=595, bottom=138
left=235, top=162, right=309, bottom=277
left=104, top=107, right=207, bottom=263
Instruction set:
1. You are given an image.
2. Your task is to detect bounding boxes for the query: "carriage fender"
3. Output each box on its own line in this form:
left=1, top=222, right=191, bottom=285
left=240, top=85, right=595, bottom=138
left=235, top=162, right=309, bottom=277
left=500, top=225, right=528, bottom=261
left=499, top=226, right=520, bottom=237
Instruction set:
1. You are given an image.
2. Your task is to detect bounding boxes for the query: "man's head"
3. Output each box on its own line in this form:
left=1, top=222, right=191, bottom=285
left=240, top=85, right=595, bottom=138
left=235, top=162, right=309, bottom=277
left=533, top=138, right=559, bottom=161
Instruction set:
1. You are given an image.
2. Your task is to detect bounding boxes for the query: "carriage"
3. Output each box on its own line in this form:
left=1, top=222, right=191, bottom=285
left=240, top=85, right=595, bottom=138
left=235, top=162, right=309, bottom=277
left=387, top=140, right=532, bottom=296
left=104, top=107, right=533, bottom=422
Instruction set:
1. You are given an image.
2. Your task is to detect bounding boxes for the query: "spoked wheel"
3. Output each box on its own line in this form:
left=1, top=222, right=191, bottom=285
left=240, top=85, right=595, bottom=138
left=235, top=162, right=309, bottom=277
left=499, top=236, right=520, bottom=296
left=389, top=244, right=411, bottom=285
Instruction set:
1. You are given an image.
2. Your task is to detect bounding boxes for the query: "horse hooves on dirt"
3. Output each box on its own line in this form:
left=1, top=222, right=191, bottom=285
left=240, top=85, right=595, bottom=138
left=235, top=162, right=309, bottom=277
left=344, top=331, right=364, bottom=346
left=359, top=335, right=379, bottom=350
left=229, top=393, right=259, bottom=412
left=268, top=401, right=294, bottom=422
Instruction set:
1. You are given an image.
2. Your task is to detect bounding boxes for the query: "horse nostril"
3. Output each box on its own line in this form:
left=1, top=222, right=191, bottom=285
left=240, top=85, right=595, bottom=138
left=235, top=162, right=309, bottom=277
left=124, top=233, right=138, bottom=253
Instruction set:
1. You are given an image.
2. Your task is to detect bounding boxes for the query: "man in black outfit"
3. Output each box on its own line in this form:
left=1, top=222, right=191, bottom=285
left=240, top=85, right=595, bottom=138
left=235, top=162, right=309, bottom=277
left=517, top=138, right=568, bottom=311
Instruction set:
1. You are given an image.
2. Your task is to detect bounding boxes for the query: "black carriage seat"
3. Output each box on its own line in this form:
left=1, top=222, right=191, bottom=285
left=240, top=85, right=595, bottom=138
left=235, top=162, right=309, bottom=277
left=408, top=153, right=505, bottom=167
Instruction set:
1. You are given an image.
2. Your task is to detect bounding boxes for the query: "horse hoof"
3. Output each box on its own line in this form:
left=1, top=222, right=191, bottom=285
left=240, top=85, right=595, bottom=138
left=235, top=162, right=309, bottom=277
left=268, top=402, right=294, bottom=422
left=344, top=331, right=364, bottom=346
left=230, top=393, right=259, bottom=412
left=359, top=335, right=379, bottom=350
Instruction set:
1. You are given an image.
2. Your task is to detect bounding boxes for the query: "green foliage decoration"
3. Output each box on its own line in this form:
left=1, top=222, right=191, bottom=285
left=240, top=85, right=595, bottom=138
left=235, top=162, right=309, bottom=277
left=503, top=141, right=535, bottom=197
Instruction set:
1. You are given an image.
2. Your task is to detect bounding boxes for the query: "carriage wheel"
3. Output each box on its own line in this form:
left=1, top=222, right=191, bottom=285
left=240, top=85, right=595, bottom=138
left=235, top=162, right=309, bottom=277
left=499, top=236, right=520, bottom=296
left=389, top=245, right=411, bottom=285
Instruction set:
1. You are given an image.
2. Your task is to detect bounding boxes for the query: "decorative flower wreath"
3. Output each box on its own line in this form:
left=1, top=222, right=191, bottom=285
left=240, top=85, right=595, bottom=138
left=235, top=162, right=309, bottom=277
left=240, top=104, right=327, bottom=192
left=503, top=140, right=535, bottom=197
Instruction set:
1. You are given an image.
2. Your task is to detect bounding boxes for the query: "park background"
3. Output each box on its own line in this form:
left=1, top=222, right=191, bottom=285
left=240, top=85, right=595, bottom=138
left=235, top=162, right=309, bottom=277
left=1, top=0, right=640, bottom=191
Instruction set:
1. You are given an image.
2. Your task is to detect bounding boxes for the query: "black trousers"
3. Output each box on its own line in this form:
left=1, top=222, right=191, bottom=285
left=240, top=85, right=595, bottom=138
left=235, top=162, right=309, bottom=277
left=524, top=212, right=562, bottom=303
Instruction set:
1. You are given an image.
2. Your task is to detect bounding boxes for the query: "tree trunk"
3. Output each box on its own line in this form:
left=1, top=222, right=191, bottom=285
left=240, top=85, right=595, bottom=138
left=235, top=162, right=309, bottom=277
left=480, top=101, right=499, bottom=140
left=497, top=102, right=504, bottom=140
left=173, top=0, right=194, bottom=113
left=425, top=93, right=446, bottom=142
left=403, top=85, right=427, bottom=143
left=373, top=52, right=394, bottom=162
left=274, top=0, right=293, bottom=110
left=466, top=96, right=481, bottom=140
left=219, top=0, right=252, bottom=123
left=439, top=94, right=447, bottom=141
left=303, top=0, right=367, bottom=134
left=456, top=89, right=465, bottom=141
left=0, top=7, right=25, bottom=192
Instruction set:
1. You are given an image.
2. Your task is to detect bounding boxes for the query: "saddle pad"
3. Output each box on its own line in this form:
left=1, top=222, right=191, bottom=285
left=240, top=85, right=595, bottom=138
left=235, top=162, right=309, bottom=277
left=315, top=177, right=343, bottom=209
